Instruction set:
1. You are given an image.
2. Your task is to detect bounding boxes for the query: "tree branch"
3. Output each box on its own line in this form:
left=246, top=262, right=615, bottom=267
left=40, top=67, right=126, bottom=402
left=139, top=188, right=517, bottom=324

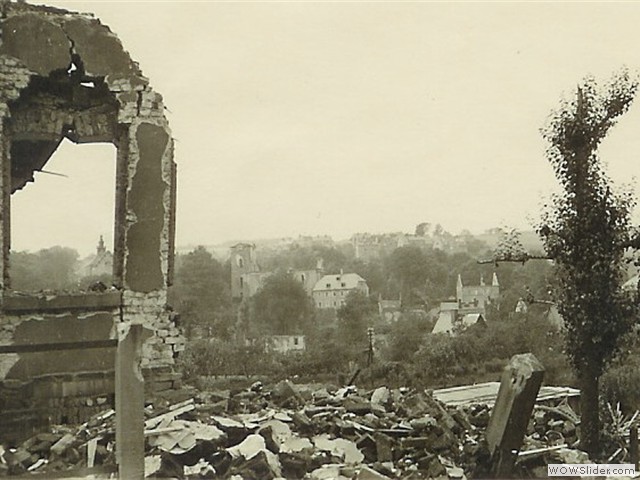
left=477, top=253, right=553, bottom=265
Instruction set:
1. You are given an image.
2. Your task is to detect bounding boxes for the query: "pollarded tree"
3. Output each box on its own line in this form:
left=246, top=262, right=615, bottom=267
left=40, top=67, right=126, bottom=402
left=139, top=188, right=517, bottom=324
left=537, top=69, right=639, bottom=457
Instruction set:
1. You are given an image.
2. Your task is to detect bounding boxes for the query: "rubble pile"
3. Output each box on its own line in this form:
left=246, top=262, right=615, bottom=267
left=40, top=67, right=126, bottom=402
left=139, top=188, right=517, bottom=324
left=0, top=380, right=587, bottom=479
left=0, top=409, right=117, bottom=476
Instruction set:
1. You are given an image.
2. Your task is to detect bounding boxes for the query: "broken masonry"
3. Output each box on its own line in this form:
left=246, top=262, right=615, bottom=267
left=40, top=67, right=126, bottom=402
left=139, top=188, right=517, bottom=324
left=5, top=371, right=588, bottom=478
left=0, top=0, right=184, bottom=442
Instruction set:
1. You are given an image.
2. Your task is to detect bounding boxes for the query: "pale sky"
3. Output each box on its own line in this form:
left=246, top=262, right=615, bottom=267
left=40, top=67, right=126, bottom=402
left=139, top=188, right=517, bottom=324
left=11, top=1, right=640, bottom=255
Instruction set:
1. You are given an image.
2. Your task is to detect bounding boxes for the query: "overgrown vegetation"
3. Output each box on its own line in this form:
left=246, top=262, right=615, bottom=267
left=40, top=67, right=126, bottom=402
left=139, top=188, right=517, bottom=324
left=177, top=287, right=574, bottom=393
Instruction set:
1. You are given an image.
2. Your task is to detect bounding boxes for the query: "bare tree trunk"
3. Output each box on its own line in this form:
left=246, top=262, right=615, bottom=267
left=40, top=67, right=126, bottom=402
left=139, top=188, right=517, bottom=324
left=579, top=366, right=601, bottom=459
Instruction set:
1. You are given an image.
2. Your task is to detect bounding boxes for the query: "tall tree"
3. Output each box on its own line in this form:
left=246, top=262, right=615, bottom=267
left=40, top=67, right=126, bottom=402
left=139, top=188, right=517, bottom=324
left=415, top=222, right=431, bottom=237
left=171, top=246, right=233, bottom=338
left=251, top=271, right=314, bottom=335
left=386, top=246, right=448, bottom=306
left=537, top=70, right=638, bottom=457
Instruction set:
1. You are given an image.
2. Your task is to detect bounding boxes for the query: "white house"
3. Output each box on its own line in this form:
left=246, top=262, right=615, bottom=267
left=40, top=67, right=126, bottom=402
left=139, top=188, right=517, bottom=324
left=312, top=272, right=369, bottom=309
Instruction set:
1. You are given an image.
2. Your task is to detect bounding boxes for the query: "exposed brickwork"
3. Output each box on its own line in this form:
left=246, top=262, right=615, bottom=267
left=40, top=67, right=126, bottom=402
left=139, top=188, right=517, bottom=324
left=121, top=290, right=185, bottom=369
left=0, top=0, right=183, bottom=440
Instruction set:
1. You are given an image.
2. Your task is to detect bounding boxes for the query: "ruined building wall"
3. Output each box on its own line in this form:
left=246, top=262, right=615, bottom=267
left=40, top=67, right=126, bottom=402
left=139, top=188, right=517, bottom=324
left=0, top=1, right=184, bottom=440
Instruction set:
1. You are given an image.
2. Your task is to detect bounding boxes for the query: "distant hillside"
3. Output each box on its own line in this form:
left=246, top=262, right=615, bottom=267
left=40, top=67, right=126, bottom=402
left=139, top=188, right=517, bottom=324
left=475, top=230, right=544, bottom=254
left=176, top=228, right=546, bottom=262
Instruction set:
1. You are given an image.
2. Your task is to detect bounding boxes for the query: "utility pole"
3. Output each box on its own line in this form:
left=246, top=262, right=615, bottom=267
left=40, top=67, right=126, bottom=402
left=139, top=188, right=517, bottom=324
left=367, top=327, right=374, bottom=366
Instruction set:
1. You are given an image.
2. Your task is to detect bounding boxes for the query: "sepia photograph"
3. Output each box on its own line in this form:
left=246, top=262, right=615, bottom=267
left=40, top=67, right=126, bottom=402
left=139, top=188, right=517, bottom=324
left=1, top=1, right=640, bottom=478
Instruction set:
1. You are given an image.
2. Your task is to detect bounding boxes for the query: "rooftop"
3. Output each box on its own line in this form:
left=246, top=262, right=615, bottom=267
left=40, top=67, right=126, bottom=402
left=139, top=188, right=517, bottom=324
left=313, top=273, right=366, bottom=292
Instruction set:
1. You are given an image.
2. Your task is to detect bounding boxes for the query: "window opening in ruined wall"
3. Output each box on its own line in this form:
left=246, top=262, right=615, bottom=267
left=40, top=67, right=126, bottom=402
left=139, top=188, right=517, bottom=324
left=10, top=140, right=116, bottom=292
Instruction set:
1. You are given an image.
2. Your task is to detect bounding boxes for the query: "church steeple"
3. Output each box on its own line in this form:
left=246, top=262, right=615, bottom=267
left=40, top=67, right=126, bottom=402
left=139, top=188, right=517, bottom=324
left=97, top=235, right=106, bottom=255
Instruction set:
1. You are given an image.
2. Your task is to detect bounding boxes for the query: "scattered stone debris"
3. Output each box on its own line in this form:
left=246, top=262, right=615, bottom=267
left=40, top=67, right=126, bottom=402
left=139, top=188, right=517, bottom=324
left=0, top=379, right=595, bottom=479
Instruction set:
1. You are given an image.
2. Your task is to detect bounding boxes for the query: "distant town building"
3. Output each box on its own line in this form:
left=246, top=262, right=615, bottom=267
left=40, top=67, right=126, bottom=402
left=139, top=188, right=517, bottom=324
left=230, top=243, right=261, bottom=299
left=515, top=298, right=528, bottom=314
left=230, top=243, right=325, bottom=299
left=76, top=236, right=113, bottom=279
left=545, top=305, right=564, bottom=330
left=433, top=312, right=486, bottom=334
left=432, top=273, right=499, bottom=335
left=378, top=297, right=402, bottom=322
left=313, top=272, right=369, bottom=309
left=290, top=259, right=325, bottom=296
left=264, top=335, right=306, bottom=354
left=239, top=271, right=272, bottom=299
left=351, top=233, right=404, bottom=261
left=396, top=234, right=433, bottom=250
left=456, top=273, right=499, bottom=314
left=292, top=235, right=335, bottom=248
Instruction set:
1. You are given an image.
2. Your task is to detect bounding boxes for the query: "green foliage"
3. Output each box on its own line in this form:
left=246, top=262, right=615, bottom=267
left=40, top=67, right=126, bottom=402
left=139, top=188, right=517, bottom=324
left=602, top=328, right=640, bottom=412
left=178, top=339, right=234, bottom=379
left=10, top=246, right=79, bottom=291
left=383, top=312, right=432, bottom=362
left=481, top=260, right=555, bottom=322
left=539, top=70, right=638, bottom=378
left=178, top=306, right=572, bottom=394
left=537, top=69, right=639, bottom=456
left=251, top=271, right=315, bottom=335
left=385, top=246, right=448, bottom=307
left=412, top=313, right=571, bottom=388
left=178, top=339, right=277, bottom=379
left=415, top=222, right=431, bottom=236
left=295, top=327, right=355, bottom=375
left=171, top=246, right=234, bottom=339
left=260, top=244, right=347, bottom=274
left=349, top=259, right=387, bottom=299
left=337, top=291, right=377, bottom=345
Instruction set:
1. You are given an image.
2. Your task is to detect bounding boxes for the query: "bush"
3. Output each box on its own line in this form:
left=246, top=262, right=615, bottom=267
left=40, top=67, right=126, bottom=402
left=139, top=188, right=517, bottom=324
left=177, top=339, right=233, bottom=380
left=177, top=339, right=285, bottom=380
left=403, top=312, right=571, bottom=389
left=602, top=352, right=640, bottom=412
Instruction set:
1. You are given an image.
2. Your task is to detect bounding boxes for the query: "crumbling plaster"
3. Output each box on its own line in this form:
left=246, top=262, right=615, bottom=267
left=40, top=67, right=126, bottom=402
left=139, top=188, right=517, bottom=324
left=0, top=0, right=184, bottom=418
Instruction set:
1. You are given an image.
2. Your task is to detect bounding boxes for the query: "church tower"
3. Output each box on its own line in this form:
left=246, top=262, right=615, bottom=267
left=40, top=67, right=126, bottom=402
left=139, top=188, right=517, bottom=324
left=230, top=243, right=259, bottom=299
left=97, top=235, right=106, bottom=256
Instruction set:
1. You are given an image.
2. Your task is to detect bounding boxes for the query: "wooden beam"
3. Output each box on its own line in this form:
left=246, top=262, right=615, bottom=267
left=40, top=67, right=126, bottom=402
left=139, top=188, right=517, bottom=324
left=0, top=339, right=117, bottom=354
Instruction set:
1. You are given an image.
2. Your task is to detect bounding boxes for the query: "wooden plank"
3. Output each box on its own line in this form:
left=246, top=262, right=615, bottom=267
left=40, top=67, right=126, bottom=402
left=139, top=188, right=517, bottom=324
left=3, top=291, right=121, bottom=313
left=0, top=339, right=117, bottom=354
left=518, top=444, right=567, bottom=459
left=145, top=403, right=195, bottom=430
left=433, top=381, right=579, bottom=407
left=631, top=426, right=638, bottom=469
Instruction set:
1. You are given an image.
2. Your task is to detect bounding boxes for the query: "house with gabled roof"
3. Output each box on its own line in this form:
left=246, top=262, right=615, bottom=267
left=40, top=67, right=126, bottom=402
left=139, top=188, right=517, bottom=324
left=312, top=271, right=369, bottom=309
left=433, top=311, right=486, bottom=334
left=432, top=273, right=498, bottom=335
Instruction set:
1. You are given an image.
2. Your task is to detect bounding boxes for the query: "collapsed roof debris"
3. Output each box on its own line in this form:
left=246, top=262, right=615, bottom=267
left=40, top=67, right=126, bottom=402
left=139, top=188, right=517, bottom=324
left=0, top=379, right=592, bottom=478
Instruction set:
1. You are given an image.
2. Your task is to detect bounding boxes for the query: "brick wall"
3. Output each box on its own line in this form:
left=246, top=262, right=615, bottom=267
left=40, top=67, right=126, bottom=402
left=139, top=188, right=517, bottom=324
left=0, top=1, right=184, bottom=441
